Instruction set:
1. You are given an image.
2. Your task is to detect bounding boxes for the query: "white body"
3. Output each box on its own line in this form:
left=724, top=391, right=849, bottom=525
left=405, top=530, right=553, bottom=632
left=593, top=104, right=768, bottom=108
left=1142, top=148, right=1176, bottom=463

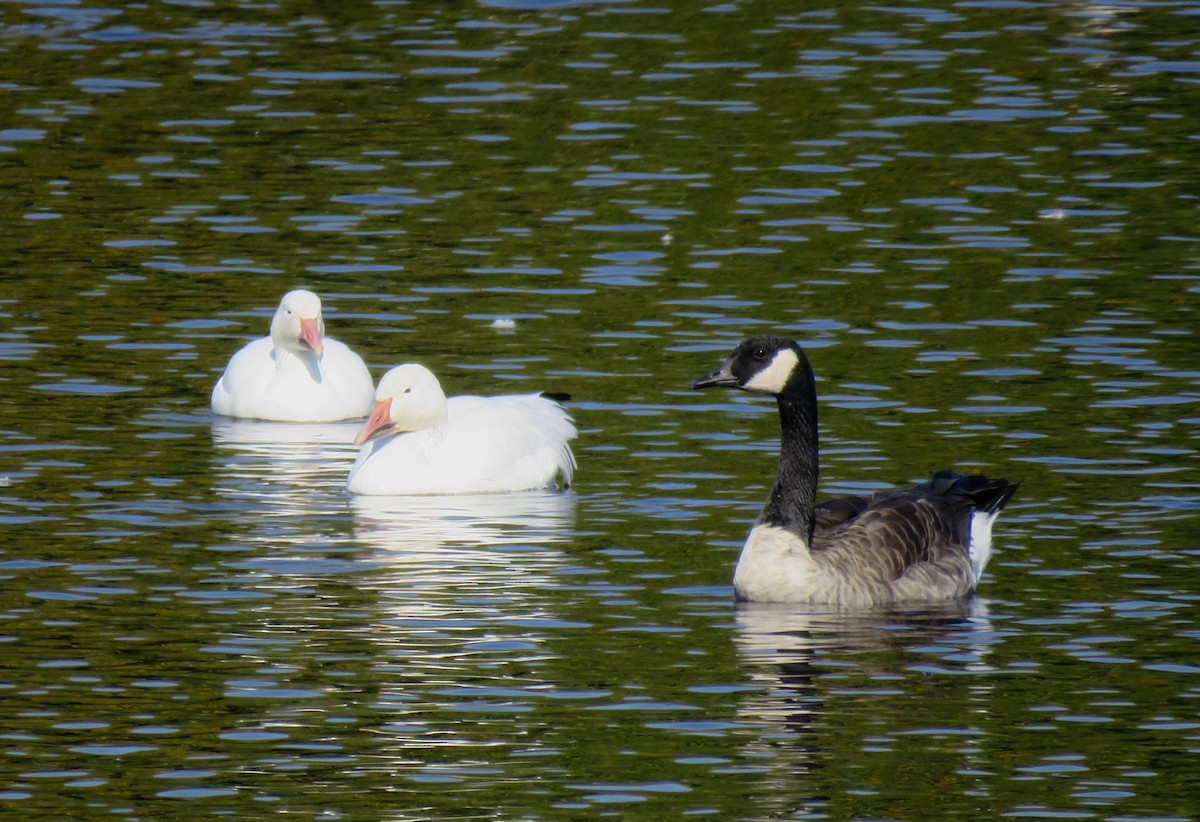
left=211, top=336, right=374, bottom=422
left=211, top=290, right=375, bottom=422
left=347, top=364, right=576, bottom=496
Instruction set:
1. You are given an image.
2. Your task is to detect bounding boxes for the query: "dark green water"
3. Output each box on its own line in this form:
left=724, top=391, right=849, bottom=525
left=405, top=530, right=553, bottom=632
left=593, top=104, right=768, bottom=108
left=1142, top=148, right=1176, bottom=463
left=1, top=1, right=1198, bottom=819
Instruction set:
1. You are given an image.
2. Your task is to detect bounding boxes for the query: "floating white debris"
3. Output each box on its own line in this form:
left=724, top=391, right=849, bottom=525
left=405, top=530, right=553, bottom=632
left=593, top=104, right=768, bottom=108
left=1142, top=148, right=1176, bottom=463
left=490, top=317, right=517, bottom=330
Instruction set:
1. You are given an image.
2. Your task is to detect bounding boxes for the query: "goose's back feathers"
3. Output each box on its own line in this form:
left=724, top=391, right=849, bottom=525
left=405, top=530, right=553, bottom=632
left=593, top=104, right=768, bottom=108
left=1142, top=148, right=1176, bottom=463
left=815, top=472, right=1017, bottom=563
left=426, top=393, right=576, bottom=490
left=814, top=472, right=1017, bottom=598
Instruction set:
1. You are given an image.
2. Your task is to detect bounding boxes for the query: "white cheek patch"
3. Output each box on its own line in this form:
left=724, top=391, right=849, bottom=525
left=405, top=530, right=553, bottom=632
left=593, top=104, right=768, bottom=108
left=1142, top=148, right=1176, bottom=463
left=743, top=347, right=799, bottom=394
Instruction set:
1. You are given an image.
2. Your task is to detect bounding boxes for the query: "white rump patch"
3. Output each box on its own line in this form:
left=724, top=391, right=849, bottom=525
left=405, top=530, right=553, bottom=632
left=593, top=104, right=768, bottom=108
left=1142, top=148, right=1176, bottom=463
left=968, top=509, right=1000, bottom=584
left=744, top=347, right=800, bottom=394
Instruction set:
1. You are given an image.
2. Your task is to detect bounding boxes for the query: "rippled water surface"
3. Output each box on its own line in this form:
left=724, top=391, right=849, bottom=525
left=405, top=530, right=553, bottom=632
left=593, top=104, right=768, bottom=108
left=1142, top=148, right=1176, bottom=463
left=2, top=0, right=1198, bottom=818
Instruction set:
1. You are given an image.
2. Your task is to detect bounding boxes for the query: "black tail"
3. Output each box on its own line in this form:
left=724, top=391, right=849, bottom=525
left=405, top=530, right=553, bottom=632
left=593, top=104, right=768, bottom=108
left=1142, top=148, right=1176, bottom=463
left=925, top=471, right=1019, bottom=550
left=929, top=470, right=1020, bottom=514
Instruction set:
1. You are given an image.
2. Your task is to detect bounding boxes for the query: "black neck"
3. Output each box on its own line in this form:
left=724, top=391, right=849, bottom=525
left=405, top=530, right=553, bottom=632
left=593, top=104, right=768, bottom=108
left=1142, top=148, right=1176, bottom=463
left=757, top=354, right=819, bottom=542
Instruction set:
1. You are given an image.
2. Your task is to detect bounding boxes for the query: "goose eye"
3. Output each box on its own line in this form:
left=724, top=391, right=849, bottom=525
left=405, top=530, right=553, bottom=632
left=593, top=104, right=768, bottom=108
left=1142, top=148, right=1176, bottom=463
left=753, top=347, right=767, bottom=359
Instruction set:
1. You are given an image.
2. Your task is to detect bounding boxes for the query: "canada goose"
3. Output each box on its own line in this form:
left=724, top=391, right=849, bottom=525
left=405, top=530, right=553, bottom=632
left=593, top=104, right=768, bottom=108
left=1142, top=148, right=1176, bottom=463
left=692, top=334, right=1018, bottom=606
left=211, top=290, right=375, bottom=422
left=347, top=363, right=577, bottom=495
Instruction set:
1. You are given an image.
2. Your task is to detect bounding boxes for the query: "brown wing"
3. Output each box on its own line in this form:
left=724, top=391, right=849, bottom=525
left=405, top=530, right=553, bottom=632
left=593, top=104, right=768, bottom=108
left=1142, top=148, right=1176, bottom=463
left=811, top=472, right=1017, bottom=578
left=812, top=495, right=965, bottom=583
left=813, top=494, right=873, bottom=531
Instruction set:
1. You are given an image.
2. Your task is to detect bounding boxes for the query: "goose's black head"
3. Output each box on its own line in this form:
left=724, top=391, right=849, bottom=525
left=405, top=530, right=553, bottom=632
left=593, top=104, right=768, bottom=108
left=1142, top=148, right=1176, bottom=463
left=690, top=335, right=806, bottom=396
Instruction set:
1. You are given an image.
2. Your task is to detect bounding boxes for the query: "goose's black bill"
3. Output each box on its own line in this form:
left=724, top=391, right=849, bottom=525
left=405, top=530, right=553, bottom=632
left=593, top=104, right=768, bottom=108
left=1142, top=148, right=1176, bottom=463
left=691, top=357, right=738, bottom=390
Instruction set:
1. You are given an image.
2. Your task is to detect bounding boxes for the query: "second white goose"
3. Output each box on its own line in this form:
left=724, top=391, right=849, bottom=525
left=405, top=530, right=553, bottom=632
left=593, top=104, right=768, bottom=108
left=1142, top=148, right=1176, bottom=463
left=346, top=363, right=577, bottom=496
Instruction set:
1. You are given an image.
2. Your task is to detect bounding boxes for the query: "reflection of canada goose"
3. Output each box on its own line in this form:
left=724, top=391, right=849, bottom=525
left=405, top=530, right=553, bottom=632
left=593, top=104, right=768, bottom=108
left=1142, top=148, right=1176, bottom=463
left=211, top=290, right=375, bottom=422
left=734, top=600, right=987, bottom=661
left=732, top=601, right=994, bottom=755
left=692, top=335, right=1019, bottom=606
left=347, top=364, right=577, bottom=496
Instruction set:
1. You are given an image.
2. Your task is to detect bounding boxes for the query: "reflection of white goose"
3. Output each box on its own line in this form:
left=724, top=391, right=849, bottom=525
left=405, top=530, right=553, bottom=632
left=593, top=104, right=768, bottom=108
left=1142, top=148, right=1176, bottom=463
left=353, top=492, right=576, bottom=552
left=211, top=421, right=363, bottom=561
left=353, top=493, right=577, bottom=629
left=212, top=420, right=361, bottom=510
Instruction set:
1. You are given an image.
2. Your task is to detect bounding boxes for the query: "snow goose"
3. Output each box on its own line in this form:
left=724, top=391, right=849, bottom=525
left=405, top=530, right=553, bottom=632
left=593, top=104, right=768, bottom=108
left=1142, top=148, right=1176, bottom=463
left=691, top=334, right=1018, bottom=606
left=346, top=363, right=577, bottom=495
left=211, top=289, right=375, bottom=422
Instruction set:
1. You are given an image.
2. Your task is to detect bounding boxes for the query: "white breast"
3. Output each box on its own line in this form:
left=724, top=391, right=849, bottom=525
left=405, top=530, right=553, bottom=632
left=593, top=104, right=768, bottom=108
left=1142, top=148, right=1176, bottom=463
left=732, top=525, right=820, bottom=602
left=212, top=337, right=375, bottom=422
